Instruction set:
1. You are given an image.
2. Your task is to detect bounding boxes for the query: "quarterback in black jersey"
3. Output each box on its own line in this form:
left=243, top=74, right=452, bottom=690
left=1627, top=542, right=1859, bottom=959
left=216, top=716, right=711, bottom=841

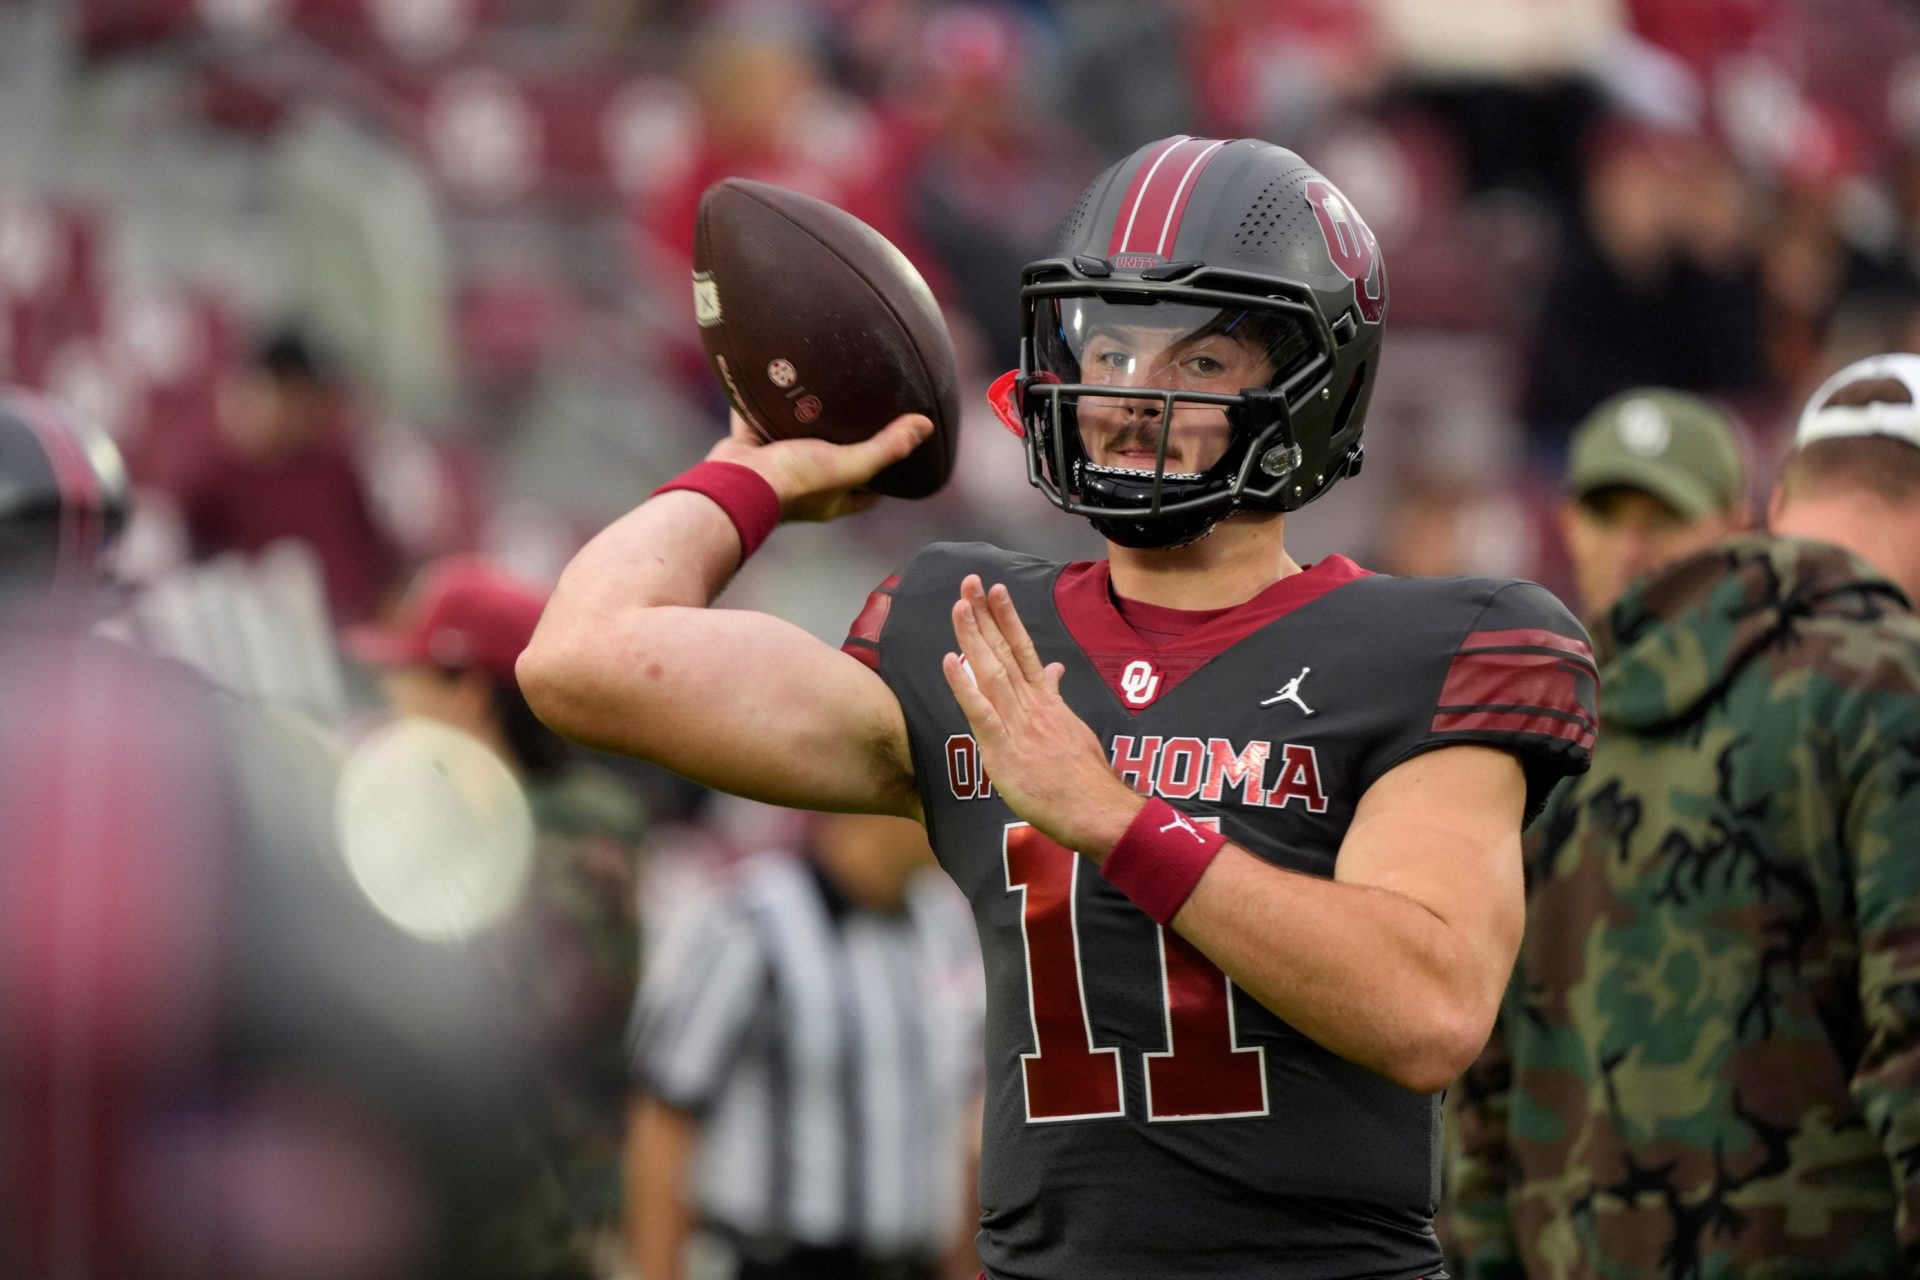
left=524, top=137, right=1595, bottom=1280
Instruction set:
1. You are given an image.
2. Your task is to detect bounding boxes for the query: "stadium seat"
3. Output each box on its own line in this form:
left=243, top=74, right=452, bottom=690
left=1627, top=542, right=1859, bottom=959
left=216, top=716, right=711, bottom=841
left=0, top=199, right=103, bottom=390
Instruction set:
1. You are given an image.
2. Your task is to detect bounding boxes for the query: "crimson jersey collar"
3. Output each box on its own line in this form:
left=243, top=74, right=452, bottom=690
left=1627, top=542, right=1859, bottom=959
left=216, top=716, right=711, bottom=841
left=1111, top=594, right=1236, bottom=646
left=1050, top=555, right=1373, bottom=712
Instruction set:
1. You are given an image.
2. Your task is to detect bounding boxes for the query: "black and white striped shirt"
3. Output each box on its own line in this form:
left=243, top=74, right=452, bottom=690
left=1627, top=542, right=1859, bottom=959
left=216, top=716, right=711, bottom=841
left=633, top=851, right=983, bottom=1258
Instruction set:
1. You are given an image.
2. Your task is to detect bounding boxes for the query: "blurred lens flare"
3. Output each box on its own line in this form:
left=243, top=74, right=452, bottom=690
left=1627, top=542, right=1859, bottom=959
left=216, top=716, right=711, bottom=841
left=335, top=718, right=533, bottom=942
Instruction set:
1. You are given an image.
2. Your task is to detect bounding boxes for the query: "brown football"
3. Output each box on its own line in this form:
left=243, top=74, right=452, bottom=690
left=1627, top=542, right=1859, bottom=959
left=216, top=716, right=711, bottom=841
left=692, top=178, right=961, bottom=500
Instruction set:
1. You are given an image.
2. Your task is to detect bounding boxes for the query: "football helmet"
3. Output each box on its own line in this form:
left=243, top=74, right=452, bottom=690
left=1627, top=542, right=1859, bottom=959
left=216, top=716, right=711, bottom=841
left=0, top=387, right=129, bottom=595
left=991, top=137, right=1387, bottom=548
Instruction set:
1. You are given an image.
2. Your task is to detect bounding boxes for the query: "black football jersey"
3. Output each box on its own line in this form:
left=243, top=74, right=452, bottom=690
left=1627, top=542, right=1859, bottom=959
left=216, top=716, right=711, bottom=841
left=843, top=543, right=1595, bottom=1280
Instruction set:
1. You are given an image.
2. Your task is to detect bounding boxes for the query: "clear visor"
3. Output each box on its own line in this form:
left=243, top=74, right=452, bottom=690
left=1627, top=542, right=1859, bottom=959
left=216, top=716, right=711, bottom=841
left=1029, top=297, right=1314, bottom=476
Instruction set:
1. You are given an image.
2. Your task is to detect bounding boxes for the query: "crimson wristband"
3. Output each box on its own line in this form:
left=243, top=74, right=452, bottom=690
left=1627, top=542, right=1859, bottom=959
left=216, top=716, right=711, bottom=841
left=652, top=461, right=782, bottom=561
left=1100, top=798, right=1228, bottom=925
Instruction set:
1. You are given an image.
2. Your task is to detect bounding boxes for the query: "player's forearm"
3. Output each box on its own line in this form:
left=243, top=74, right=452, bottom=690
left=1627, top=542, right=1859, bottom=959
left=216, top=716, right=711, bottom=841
left=552, top=490, right=746, bottom=620
left=523, top=417, right=930, bottom=758
left=1168, top=847, right=1496, bottom=1094
left=628, top=1097, right=698, bottom=1280
left=1045, top=774, right=1492, bottom=1092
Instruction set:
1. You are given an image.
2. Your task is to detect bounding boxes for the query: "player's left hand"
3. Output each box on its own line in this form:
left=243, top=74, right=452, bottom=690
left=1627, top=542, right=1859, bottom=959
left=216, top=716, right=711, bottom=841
left=942, top=575, right=1144, bottom=857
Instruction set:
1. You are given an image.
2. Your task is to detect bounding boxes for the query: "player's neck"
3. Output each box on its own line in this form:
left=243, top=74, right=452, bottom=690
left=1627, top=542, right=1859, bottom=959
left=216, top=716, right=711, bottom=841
left=1105, top=512, right=1302, bottom=610
left=1773, top=494, right=1920, bottom=605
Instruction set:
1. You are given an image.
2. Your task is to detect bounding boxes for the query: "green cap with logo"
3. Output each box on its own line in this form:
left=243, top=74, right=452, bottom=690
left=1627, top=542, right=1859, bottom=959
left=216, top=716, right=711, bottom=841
left=1566, top=389, right=1745, bottom=519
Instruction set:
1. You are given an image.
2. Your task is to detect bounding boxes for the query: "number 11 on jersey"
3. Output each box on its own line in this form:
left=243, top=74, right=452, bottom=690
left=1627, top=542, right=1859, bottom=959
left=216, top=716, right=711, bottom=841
left=1004, top=823, right=1269, bottom=1124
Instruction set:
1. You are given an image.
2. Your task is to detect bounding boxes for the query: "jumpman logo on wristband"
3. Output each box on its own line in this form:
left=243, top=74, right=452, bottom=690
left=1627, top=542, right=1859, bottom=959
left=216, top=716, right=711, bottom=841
left=1159, top=811, right=1207, bottom=842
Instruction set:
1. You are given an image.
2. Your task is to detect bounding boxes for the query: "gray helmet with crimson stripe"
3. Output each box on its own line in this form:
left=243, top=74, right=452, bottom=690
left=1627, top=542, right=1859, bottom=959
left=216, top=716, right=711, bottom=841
left=991, top=137, right=1387, bottom=548
left=0, top=387, right=129, bottom=597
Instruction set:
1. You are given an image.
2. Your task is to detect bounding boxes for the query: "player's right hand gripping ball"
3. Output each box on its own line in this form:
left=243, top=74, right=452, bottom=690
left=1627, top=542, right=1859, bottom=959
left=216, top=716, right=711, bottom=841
left=692, top=178, right=961, bottom=499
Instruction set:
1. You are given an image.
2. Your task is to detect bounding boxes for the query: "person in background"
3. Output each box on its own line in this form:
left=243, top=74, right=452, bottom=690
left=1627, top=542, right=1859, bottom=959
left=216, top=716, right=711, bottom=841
left=347, top=555, right=646, bottom=1280
left=1556, top=387, right=1750, bottom=618
left=1524, top=126, right=1767, bottom=449
left=1449, top=353, right=1920, bottom=1277
left=628, top=811, right=982, bottom=1280
left=176, top=327, right=400, bottom=623
left=0, top=391, right=537, bottom=1280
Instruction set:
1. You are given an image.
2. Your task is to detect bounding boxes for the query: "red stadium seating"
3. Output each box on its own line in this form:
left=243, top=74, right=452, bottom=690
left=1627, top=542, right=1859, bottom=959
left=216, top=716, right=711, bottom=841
left=0, top=199, right=104, bottom=391
left=80, top=0, right=505, bottom=60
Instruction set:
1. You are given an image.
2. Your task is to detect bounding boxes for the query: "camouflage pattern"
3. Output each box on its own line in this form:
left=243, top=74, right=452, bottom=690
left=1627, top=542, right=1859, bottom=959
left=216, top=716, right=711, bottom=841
left=1450, top=535, right=1920, bottom=1280
left=463, top=760, right=646, bottom=1280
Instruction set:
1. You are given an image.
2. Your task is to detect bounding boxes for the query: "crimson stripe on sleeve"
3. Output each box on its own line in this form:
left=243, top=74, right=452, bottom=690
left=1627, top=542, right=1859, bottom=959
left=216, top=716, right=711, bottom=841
left=840, top=574, right=901, bottom=670
left=1438, top=650, right=1595, bottom=724
left=1460, top=627, right=1596, bottom=671
left=1433, top=620, right=1597, bottom=751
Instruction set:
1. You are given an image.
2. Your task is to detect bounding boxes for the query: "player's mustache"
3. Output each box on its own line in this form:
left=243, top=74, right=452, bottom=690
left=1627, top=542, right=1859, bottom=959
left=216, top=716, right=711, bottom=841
left=1100, top=424, right=1177, bottom=459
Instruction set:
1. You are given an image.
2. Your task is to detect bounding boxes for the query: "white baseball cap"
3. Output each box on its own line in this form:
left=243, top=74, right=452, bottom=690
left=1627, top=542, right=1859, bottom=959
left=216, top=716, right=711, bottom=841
left=1795, top=353, right=1920, bottom=449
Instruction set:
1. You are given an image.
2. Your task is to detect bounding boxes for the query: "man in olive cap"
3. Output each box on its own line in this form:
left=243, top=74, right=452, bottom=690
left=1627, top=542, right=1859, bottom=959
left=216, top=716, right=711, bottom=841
left=1450, top=364, right=1920, bottom=1277
left=1556, top=388, right=1749, bottom=618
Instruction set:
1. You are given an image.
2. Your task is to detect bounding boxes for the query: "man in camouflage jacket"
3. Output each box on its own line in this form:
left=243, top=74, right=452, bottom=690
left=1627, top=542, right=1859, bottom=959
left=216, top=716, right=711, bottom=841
left=1450, top=355, right=1920, bottom=1279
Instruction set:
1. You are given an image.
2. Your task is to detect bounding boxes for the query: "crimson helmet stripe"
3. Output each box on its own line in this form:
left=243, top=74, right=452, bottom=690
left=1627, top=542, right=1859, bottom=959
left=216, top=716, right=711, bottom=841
left=1105, top=136, right=1188, bottom=256
left=10, top=395, right=101, bottom=582
left=1152, top=138, right=1228, bottom=256
left=1106, top=137, right=1229, bottom=258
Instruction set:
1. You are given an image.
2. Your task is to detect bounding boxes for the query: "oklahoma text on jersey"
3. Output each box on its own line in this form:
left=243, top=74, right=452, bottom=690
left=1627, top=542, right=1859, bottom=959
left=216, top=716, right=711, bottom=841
left=946, top=733, right=1328, bottom=813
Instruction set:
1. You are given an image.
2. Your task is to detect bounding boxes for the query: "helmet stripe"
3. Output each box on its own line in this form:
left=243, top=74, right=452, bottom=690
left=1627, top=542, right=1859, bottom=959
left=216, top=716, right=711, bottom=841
left=1105, top=136, right=1189, bottom=257
left=1107, top=137, right=1227, bottom=258
left=11, top=393, right=101, bottom=583
left=1153, top=138, right=1228, bottom=256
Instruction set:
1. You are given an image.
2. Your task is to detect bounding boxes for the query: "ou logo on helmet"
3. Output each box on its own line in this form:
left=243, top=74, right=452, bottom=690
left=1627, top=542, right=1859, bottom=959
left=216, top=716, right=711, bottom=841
left=1303, top=178, right=1386, bottom=325
left=1120, top=659, right=1161, bottom=707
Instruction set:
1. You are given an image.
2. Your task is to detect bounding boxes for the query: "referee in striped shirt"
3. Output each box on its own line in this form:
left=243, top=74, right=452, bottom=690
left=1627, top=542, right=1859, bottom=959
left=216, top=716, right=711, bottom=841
left=628, top=813, right=983, bottom=1280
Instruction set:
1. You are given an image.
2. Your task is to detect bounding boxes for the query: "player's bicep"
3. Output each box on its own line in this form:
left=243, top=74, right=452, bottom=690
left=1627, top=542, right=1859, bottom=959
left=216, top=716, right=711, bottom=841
left=1337, top=744, right=1528, bottom=1004
left=531, top=603, right=918, bottom=818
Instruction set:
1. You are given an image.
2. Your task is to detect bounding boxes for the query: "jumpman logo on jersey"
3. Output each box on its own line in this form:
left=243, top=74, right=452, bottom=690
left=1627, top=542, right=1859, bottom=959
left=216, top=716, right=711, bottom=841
left=1260, top=666, right=1317, bottom=716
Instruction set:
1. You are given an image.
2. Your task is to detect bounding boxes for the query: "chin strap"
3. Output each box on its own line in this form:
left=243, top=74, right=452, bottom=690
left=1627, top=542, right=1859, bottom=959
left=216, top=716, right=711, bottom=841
left=1089, top=507, right=1228, bottom=550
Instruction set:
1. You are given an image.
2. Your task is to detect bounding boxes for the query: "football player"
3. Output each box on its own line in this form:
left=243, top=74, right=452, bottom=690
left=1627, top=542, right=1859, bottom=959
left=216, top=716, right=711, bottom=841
left=522, top=137, right=1596, bottom=1279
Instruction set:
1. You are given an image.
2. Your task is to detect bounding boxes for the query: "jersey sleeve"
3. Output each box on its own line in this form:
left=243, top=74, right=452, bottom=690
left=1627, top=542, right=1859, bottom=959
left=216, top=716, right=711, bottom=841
left=1386, top=581, right=1597, bottom=825
left=841, top=572, right=903, bottom=672
left=629, top=887, right=767, bottom=1113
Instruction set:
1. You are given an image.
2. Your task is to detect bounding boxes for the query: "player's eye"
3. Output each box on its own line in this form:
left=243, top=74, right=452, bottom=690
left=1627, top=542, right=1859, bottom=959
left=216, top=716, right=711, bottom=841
left=1093, top=350, right=1134, bottom=374
left=1185, top=354, right=1226, bottom=377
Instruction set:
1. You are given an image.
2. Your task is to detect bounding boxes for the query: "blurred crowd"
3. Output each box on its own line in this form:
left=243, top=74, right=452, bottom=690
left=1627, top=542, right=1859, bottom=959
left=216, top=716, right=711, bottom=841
left=9, top=0, right=1920, bottom=622
left=10, top=0, right=1920, bottom=1275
